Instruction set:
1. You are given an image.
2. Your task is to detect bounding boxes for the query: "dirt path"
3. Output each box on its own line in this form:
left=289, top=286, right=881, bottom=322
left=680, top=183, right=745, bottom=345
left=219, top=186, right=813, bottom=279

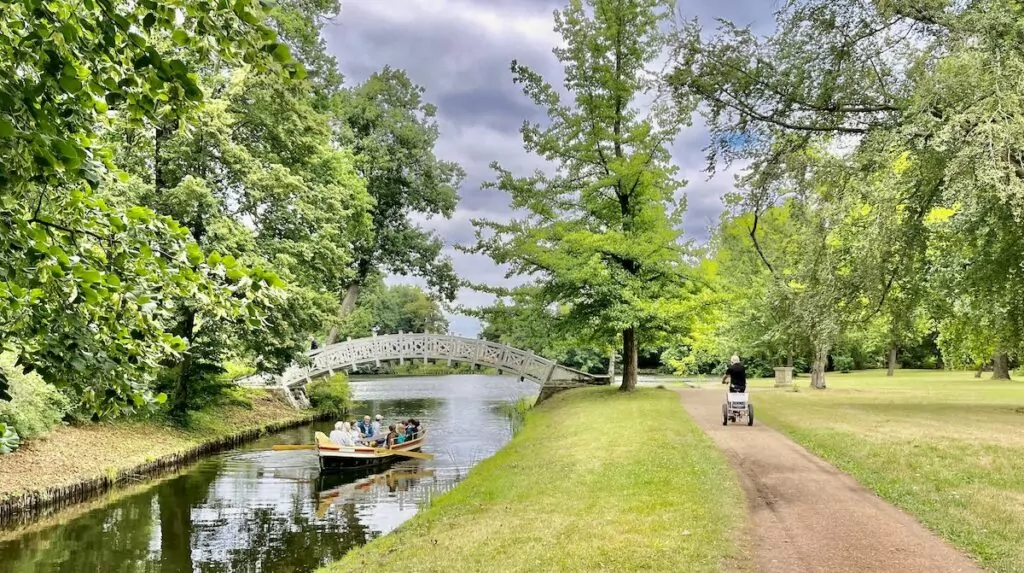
left=678, top=387, right=984, bottom=573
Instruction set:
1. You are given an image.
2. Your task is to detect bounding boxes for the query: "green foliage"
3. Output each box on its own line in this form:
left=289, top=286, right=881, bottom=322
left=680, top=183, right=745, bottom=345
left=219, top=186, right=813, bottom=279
left=214, top=385, right=255, bottom=410
left=476, top=292, right=613, bottom=374
left=498, top=396, right=535, bottom=433
left=307, top=373, right=351, bottom=416
left=0, top=0, right=296, bottom=196
left=833, top=356, right=855, bottom=374
left=0, top=422, right=19, bottom=454
left=0, top=353, right=70, bottom=438
left=463, top=0, right=695, bottom=390
left=662, top=344, right=721, bottom=376
left=107, top=61, right=372, bottom=416
left=381, top=362, right=475, bottom=376
left=332, top=66, right=465, bottom=315
left=0, top=0, right=298, bottom=417
left=220, top=361, right=257, bottom=382
left=333, top=277, right=449, bottom=339
left=669, top=0, right=1024, bottom=381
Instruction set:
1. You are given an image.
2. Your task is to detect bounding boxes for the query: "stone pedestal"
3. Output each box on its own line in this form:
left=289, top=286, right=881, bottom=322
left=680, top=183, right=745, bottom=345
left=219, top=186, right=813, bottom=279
left=774, top=366, right=794, bottom=387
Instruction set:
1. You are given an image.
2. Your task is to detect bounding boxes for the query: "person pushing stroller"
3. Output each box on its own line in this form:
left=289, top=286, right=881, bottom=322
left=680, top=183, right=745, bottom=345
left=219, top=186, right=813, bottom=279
left=721, top=355, right=746, bottom=393
left=720, top=355, right=754, bottom=426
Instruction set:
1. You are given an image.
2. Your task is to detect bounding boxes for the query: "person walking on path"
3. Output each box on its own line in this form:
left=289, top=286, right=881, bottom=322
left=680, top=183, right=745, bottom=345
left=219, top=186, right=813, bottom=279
left=722, top=354, right=747, bottom=393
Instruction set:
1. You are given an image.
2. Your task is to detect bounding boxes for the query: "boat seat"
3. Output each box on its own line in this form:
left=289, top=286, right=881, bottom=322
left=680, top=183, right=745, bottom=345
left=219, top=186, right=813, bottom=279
left=314, top=431, right=340, bottom=450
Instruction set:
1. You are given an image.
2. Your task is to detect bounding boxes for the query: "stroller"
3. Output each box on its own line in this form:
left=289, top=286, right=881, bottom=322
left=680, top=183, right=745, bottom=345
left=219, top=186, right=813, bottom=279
left=722, top=385, right=754, bottom=426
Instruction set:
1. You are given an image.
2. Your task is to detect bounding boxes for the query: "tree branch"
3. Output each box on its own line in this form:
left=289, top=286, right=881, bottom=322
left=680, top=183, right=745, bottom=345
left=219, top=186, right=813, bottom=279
left=29, top=217, right=107, bottom=243
left=747, top=207, right=776, bottom=275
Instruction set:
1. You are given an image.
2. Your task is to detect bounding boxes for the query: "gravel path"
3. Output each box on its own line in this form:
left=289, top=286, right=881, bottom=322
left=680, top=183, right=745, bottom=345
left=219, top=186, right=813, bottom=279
left=677, top=387, right=985, bottom=573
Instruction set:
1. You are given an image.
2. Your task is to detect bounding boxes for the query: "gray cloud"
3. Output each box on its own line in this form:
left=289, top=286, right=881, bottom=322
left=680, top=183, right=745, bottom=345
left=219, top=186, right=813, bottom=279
left=325, top=0, right=775, bottom=336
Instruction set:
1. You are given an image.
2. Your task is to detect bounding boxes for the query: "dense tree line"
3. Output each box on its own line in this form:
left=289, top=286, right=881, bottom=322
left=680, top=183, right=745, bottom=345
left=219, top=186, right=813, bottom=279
left=331, top=277, right=449, bottom=340
left=472, top=0, right=1023, bottom=388
left=666, top=0, right=1024, bottom=386
left=0, top=0, right=459, bottom=442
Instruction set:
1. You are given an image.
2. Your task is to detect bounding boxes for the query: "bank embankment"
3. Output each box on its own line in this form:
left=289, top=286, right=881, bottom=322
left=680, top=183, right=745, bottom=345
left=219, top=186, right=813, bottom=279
left=323, top=385, right=746, bottom=573
left=0, top=389, right=320, bottom=524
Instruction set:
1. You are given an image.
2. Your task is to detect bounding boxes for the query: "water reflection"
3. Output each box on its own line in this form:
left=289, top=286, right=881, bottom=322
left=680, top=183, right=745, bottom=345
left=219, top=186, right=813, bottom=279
left=0, top=375, right=537, bottom=573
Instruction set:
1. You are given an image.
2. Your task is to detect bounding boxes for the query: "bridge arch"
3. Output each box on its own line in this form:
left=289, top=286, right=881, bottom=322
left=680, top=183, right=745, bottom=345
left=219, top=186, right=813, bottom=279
left=237, top=333, right=609, bottom=408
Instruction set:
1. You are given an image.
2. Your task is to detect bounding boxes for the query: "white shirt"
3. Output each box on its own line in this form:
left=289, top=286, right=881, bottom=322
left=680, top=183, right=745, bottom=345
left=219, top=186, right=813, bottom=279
left=371, top=420, right=382, bottom=437
left=329, top=430, right=354, bottom=447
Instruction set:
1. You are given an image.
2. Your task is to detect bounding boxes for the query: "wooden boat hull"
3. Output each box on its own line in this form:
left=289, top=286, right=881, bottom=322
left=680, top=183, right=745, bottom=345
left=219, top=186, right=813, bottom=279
left=314, top=432, right=426, bottom=472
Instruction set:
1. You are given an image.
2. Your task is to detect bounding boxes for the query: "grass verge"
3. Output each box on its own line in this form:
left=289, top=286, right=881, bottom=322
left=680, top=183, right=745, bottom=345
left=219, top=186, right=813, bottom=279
left=0, top=389, right=316, bottom=518
left=755, top=370, right=1024, bottom=573
left=323, top=386, right=745, bottom=573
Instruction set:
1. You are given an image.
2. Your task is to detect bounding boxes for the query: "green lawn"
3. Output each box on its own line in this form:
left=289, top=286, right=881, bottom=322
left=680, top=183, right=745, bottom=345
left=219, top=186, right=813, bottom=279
left=323, top=386, right=745, bottom=573
left=756, top=370, right=1024, bottom=573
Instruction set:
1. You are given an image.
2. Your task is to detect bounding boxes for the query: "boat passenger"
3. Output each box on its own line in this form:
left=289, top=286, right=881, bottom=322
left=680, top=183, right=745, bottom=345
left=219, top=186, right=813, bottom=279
left=371, top=414, right=387, bottom=446
left=404, top=420, right=416, bottom=440
left=358, top=415, right=373, bottom=438
left=329, top=422, right=346, bottom=445
left=329, top=422, right=355, bottom=447
left=384, top=425, right=398, bottom=448
left=395, top=422, right=407, bottom=444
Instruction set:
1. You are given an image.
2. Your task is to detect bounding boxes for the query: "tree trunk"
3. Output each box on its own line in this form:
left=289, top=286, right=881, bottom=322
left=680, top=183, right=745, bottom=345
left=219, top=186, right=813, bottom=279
left=607, top=348, right=616, bottom=380
left=324, top=283, right=362, bottom=345
left=786, top=348, right=794, bottom=368
left=810, top=343, right=829, bottom=389
left=886, top=346, right=897, bottom=377
left=992, top=352, right=1011, bottom=380
left=170, top=309, right=197, bottom=417
left=619, top=327, right=638, bottom=391
left=975, top=361, right=985, bottom=378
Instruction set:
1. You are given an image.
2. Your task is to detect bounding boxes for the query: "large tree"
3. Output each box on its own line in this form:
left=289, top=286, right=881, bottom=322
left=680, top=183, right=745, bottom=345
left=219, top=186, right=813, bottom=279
left=108, top=64, right=370, bottom=416
left=332, top=277, right=450, bottom=340
left=669, top=0, right=1024, bottom=382
left=0, top=0, right=292, bottom=412
left=463, top=0, right=693, bottom=391
left=325, top=67, right=465, bottom=344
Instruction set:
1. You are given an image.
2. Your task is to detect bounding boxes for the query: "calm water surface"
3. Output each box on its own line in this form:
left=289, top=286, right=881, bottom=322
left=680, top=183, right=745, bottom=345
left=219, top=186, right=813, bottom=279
left=0, top=375, right=537, bottom=573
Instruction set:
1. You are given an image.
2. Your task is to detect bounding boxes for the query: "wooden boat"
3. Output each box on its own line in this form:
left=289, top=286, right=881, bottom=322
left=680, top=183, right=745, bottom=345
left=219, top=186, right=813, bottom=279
left=313, top=430, right=427, bottom=472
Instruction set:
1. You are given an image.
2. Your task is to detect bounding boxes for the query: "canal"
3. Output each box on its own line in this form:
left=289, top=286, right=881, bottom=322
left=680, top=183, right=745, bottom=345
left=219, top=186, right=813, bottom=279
left=0, top=375, right=537, bottom=573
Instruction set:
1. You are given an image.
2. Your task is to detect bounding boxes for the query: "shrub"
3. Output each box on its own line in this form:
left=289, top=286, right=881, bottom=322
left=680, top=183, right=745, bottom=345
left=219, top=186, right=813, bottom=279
left=390, top=362, right=473, bottom=376
left=498, top=396, right=535, bottom=434
left=834, top=355, right=855, bottom=373
left=307, top=373, right=351, bottom=415
left=220, top=360, right=257, bottom=381
left=0, top=353, right=71, bottom=439
left=218, top=385, right=255, bottom=409
left=0, top=422, right=20, bottom=454
left=740, top=355, right=777, bottom=378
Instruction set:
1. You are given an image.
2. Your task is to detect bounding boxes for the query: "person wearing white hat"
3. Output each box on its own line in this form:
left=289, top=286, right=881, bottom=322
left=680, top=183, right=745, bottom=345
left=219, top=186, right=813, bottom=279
left=721, top=354, right=747, bottom=393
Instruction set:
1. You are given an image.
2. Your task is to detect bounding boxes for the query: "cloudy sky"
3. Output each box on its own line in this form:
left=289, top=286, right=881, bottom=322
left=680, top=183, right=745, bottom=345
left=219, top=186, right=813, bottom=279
left=322, top=0, right=774, bottom=337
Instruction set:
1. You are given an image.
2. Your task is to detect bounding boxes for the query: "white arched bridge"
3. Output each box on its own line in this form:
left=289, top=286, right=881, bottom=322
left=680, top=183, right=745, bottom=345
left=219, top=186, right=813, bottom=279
left=236, top=332, right=611, bottom=408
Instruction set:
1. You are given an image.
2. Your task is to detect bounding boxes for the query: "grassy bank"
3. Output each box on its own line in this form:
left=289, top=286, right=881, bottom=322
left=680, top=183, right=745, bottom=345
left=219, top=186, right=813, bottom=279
left=0, top=388, right=317, bottom=522
left=755, top=370, right=1024, bottom=573
left=324, top=386, right=745, bottom=573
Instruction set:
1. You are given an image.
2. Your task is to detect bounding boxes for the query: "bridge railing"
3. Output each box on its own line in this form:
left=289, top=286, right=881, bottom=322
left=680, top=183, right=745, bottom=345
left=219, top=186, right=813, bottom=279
left=236, top=332, right=606, bottom=389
